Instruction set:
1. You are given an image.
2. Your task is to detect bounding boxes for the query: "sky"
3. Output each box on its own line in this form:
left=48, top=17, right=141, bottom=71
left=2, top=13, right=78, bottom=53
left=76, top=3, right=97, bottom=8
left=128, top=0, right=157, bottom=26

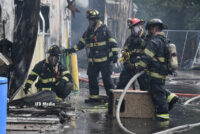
left=76, top=0, right=88, bottom=8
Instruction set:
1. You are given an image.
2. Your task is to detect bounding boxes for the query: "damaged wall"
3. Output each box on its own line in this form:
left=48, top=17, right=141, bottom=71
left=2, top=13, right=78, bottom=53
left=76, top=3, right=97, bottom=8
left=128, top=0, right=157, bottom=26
left=0, top=0, right=15, bottom=41
left=49, top=0, right=71, bottom=49
left=14, top=0, right=72, bottom=99
left=104, top=0, right=137, bottom=48
left=89, top=0, right=137, bottom=47
left=9, top=0, right=41, bottom=98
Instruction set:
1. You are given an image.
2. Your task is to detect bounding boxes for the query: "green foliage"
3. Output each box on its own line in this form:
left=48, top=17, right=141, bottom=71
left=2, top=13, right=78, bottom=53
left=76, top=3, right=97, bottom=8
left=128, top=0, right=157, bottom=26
left=134, top=0, right=200, bottom=30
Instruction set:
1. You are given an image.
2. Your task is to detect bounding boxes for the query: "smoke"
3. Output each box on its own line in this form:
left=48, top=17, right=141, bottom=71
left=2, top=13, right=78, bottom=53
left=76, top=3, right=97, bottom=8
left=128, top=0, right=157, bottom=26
left=76, top=0, right=88, bottom=8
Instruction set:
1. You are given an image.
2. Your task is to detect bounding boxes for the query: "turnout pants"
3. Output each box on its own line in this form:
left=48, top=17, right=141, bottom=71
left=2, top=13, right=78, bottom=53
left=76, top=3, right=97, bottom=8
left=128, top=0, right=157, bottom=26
left=87, top=61, right=114, bottom=96
left=116, top=67, right=148, bottom=90
left=149, top=78, right=169, bottom=119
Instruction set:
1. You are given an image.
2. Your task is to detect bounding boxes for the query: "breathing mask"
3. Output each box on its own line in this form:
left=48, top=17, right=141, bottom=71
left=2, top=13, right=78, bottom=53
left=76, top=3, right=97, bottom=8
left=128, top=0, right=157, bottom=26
left=48, top=55, right=59, bottom=67
left=88, top=20, right=97, bottom=31
left=131, top=25, right=142, bottom=37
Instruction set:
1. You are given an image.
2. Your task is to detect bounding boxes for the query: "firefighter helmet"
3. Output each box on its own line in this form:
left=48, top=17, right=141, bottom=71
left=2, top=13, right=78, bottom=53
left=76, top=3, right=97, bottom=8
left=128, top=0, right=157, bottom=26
left=47, top=45, right=61, bottom=56
left=127, top=18, right=145, bottom=28
left=86, top=9, right=100, bottom=20
left=145, top=18, right=168, bottom=30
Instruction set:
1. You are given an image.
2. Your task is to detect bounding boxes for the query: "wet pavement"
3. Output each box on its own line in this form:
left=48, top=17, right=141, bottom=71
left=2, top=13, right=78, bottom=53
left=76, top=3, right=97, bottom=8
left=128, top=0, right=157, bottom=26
left=61, top=79, right=200, bottom=134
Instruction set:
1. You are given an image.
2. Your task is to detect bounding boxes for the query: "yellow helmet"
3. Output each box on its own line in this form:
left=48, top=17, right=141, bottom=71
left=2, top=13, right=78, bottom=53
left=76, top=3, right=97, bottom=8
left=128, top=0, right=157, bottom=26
left=86, top=9, right=100, bottom=20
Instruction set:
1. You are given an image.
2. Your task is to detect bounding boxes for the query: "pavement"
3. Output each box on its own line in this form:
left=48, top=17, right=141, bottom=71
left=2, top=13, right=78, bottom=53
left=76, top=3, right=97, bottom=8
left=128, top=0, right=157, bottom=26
left=62, top=80, right=200, bottom=134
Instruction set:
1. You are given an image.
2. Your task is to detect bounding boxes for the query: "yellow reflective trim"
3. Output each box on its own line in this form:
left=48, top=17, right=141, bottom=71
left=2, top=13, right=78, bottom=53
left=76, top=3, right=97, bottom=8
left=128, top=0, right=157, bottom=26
left=80, top=38, right=86, bottom=44
left=158, top=57, right=165, bottom=62
left=150, top=72, right=166, bottom=79
left=89, top=41, right=106, bottom=47
left=140, top=61, right=147, bottom=67
left=88, top=43, right=94, bottom=47
left=31, top=71, right=39, bottom=76
left=108, top=38, right=117, bottom=43
left=109, top=52, right=113, bottom=57
left=131, top=49, right=141, bottom=53
left=27, top=80, right=34, bottom=85
left=62, top=76, right=69, bottom=82
left=97, top=41, right=106, bottom=46
left=56, top=96, right=63, bottom=100
left=112, top=48, right=118, bottom=52
left=89, top=95, right=100, bottom=99
left=42, top=88, right=51, bottom=91
left=167, top=93, right=176, bottom=103
left=156, top=114, right=169, bottom=119
left=141, top=41, right=146, bottom=47
left=62, top=70, right=70, bottom=75
left=123, top=46, right=128, bottom=50
left=144, top=48, right=154, bottom=57
left=41, top=78, right=56, bottom=83
left=89, top=34, right=93, bottom=38
left=136, top=61, right=146, bottom=68
left=74, top=45, right=78, bottom=51
left=152, top=57, right=166, bottom=62
left=88, top=57, right=108, bottom=62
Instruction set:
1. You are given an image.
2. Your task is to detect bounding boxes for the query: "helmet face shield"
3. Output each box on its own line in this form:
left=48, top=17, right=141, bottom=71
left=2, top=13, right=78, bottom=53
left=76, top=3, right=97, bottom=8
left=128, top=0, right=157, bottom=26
left=48, top=55, right=59, bottom=67
left=131, top=25, right=142, bottom=37
left=88, top=19, right=96, bottom=30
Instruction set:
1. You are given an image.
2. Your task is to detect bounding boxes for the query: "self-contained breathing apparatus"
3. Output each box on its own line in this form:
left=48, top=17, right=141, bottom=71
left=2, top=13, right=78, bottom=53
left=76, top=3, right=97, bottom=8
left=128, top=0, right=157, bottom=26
left=164, top=40, right=178, bottom=75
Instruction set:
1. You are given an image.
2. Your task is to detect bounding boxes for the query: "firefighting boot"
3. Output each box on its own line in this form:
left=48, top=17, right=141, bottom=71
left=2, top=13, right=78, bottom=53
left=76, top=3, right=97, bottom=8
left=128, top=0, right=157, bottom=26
left=167, top=93, right=179, bottom=111
left=85, top=95, right=108, bottom=103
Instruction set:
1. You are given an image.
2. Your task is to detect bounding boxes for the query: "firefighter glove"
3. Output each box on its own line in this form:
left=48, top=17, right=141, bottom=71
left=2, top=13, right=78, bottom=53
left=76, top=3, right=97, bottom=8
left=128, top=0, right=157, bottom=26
left=65, top=48, right=75, bottom=54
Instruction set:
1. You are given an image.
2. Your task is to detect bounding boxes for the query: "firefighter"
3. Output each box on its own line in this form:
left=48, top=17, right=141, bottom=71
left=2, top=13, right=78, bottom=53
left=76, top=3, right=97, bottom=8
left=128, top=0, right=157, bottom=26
left=66, top=9, right=118, bottom=102
left=23, top=45, right=73, bottom=99
left=135, top=18, right=179, bottom=121
left=116, top=17, right=148, bottom=90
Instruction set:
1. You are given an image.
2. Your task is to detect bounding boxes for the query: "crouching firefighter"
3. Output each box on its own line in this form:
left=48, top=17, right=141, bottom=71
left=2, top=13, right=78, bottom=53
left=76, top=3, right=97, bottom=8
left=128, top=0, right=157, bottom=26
left=66, top=9, right=118, bottom=103
left=116, top=17, right=148, bottom=90
left=135, top=18, right=179, bottom=121
left=23, top=45, right=73, bottom=99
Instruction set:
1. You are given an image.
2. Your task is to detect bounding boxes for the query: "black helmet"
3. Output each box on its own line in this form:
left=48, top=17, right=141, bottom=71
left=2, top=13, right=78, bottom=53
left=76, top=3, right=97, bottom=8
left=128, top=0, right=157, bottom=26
left=47, top=45, right=61, bottom=56
left=145, top=18, right=168, bottom=30
left=86, top=9, right=100, bottom=20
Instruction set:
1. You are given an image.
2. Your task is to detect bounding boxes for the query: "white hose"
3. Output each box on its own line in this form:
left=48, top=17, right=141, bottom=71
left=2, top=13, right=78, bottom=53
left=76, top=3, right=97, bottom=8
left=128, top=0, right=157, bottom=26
left=154, top=122, right=200, bottom=134
left=184, top=95, right=200, bottom=105
left=116, top=71, right=144, bottom=134
left=155, top=91, right=200, bottom=134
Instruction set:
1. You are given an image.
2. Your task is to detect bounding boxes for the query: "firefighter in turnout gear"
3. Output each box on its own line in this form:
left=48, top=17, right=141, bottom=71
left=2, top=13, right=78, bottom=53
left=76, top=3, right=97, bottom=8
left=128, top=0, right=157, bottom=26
left=66, top=9, right=118, bottom=102
left=116, top=17, right=148, bottom=90
left=135, top=18, right=179, bottom=121
left=23, top=45, right=73, bottom=99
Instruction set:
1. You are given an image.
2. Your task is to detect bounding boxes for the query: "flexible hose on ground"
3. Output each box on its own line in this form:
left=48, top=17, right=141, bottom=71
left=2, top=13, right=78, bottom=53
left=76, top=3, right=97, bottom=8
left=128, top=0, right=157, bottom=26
left=184, top=95, right=200, bottom=105
left=116, top=71, right=144, bottom=134
left=79, top=78, right=200, bottom=97
left=154, top=122, right=200, bottom=134
left=79, top=75, right=200, bottom=134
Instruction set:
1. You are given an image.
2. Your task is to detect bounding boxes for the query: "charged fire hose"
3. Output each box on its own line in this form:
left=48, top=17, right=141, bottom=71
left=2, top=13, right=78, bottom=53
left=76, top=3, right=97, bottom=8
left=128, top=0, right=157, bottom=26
left=116, top=71, right=144, bottom=134
left=184, top=95, right=200, bottom=105
left=154, top=122, right=200, bottom=134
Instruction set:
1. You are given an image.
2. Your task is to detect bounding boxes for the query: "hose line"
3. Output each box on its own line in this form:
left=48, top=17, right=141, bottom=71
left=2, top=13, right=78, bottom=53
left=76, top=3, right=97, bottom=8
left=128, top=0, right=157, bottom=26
left=116, top=71, right=144, bottom=134
left=184, top=95, right=200, bottom=105
left=154, top=122, right=200, bottom=134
